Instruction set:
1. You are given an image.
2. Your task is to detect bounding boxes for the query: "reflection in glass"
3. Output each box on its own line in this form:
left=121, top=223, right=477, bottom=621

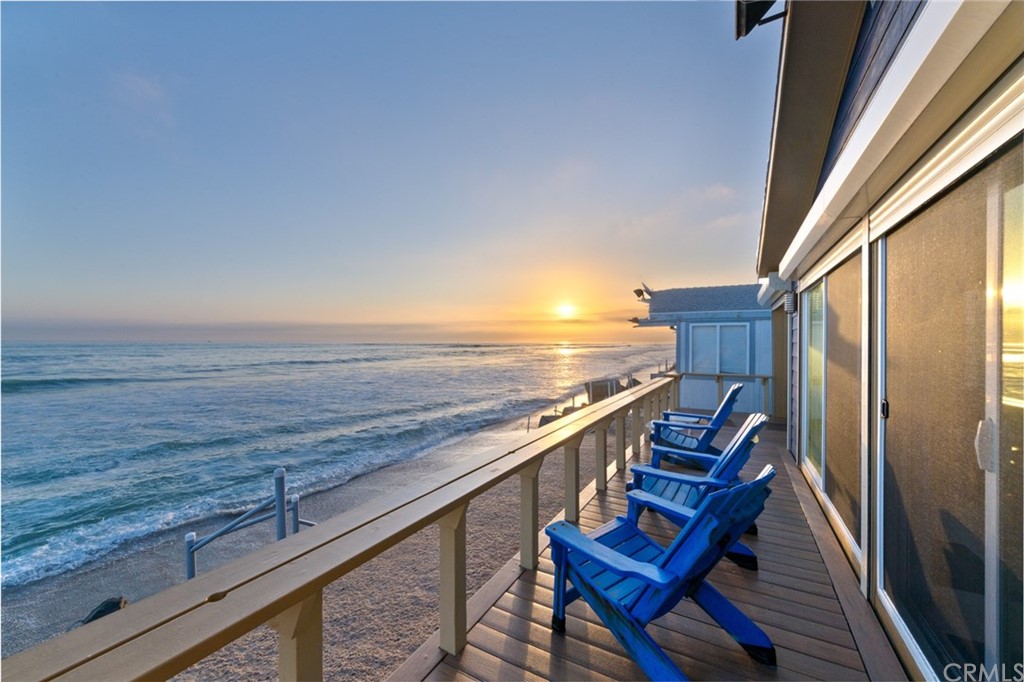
left=805, top=283, right=825, bottom=474
left=1000, top=176, right=1022, bottom=668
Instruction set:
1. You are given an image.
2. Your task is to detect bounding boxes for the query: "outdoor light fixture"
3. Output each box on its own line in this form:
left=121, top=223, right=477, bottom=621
left=784, top=291, right=797, bottom=314
left=628, top=317, right=641, bottom=325
left=634, top=283, right=654, bottom=300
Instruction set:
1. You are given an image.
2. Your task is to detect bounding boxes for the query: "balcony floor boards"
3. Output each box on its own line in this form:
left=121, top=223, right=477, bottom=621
left=393, top=426, right=906, bottom=681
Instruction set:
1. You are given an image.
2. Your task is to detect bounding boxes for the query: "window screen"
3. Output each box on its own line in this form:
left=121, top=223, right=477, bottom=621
left=883, top=152, right=989, bottom=671
left=691, top=326, right=717, bottom=373
left=825, top=252, right=862, bottom=541
left=720, top=324, right=748, bottom=373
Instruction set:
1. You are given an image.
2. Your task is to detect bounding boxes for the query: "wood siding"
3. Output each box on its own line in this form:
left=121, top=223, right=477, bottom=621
left=816, top=0, right=925, bottom=194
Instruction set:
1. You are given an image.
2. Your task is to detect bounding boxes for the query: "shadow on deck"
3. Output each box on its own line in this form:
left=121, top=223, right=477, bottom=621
left=392, top=425, right=907, bottom=681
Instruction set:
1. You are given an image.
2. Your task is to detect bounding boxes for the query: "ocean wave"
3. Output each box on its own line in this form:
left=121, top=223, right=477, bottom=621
left=1, top=377, right=128, bottom=394
left=2, top=341, right=674, bottom=588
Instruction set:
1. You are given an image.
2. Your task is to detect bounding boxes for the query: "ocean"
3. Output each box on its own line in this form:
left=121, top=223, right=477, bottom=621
left=0, top=341, right=672, bottom=589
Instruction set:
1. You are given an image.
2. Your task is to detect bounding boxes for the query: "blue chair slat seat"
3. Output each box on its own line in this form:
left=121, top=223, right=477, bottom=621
left=628, top=412, right=769, bottom=570
left=650, top=383, right=743, bottom=469
left=545, top=465, right=778, bottom=681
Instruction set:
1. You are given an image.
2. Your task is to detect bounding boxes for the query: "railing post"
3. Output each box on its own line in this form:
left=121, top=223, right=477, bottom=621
left=594, top=419, right=610, bottom=492
left=438, top=504, right=468, bottom=655
left=290, top=495, right=300, bottom=535
left=273, top=589, right=323, bottom=682
left=631, top=397, right=642, bottom=458
left=614, top=411, right=627, bottom=469
left=274, top=467, right=287, bottom=541
left=563, top=435, right=583, bottom=523
left=185, top=532, right=197, bottom=580
left=519, top=460, right=543, bottom=570
left=645, top=393, right=654, bottom=442
left=671, top=375, right=681, bottom=411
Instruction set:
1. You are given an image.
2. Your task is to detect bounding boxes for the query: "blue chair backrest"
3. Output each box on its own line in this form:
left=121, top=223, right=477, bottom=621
left=630, top=465, right=776, bottom=621
left=705, top=412, right=769, bottom=482
left=663, top=412, right=768, bottom=510
left=708, top=383, right=744, bottom=427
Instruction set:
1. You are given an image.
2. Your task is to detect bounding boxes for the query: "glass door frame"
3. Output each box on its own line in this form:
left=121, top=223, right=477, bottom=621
left=871, top=144, right=1021, bottom=679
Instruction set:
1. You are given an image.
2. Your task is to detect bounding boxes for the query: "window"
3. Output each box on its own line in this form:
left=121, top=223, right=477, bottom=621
left=689, top=323, right=749, bottom=374
left=803, top=283, right=825, bottom=476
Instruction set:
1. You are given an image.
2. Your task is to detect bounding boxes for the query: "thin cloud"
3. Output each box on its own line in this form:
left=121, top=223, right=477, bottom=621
left=615, top=183, right=740, bottom=240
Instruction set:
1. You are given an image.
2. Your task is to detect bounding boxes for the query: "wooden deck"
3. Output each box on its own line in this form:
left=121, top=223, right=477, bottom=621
left=393, top=425, right=907, bottom=682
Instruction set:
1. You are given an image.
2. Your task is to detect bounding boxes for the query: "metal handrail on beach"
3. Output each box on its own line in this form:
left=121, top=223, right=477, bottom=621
left=184, top=467, right=317, bottom=579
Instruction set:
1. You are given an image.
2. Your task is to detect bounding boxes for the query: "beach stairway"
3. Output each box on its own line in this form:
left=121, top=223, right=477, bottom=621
left=184, top=467, right=316, bottom=579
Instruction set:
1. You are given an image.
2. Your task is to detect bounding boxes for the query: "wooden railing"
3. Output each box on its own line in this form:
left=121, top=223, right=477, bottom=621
left=4, top=375, right=680, bottom=681
left=677, top=371, right=774, bottom=416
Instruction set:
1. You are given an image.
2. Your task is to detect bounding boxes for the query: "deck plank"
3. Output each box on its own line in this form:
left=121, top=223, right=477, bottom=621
left=408, top=427, right=903, bottom=681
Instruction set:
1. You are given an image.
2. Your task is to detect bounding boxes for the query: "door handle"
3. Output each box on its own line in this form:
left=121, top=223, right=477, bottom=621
left=974, top=418, right=996, bottom=473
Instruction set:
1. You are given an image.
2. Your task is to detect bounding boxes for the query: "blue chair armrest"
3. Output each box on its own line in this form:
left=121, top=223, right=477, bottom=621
left=545, top=521, right=675, bottom=588
left=651, top=444, right=721, bottom=468
left=652, top=419, right=714, bottom=432
left=631, top=464, right=732, bottom=489
left=627, top=489, right=699, bottom=526
left=661, top=410, right=712, bottom=422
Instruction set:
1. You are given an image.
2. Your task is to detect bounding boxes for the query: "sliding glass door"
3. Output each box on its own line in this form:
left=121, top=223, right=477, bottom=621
left=800, top=254, right=863, bottom=553
left=878, top=139, right=1021, bottom=674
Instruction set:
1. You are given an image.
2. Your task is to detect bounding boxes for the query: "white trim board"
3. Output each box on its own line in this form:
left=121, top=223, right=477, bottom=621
left=779, top=0, right=1014, bottom=281
left=870, top=60, right=1024, bottom=241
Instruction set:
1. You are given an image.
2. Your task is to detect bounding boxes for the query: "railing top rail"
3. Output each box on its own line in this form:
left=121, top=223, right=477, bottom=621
left=4, top=376, right=676, bottom=681
left=677, top=372, right=772, bottom=380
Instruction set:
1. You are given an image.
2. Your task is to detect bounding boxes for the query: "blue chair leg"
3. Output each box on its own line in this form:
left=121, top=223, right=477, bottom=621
left=571, top=571, right=689, bottom=681
left=550, top=542, right=567, bottom=633
left=725, top=541, right=758, bottom=571
left=691, top=582, right=776, bottom=666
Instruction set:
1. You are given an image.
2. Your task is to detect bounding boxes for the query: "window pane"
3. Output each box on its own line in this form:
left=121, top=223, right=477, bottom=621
left=691, top=326, right=716, bottom=373
left=805, top=283, right=825, bottom=474
left=825, top=253, right=862, bottom=542
left=884, top=151, right=989, bottom=672
left=719, top=324, right=748, bottom=374
left=999, top=159, right=1022, bottom=669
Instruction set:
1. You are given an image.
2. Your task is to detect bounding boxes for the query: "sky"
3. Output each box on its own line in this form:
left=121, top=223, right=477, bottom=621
left=1, top=1, right=781, bottom=344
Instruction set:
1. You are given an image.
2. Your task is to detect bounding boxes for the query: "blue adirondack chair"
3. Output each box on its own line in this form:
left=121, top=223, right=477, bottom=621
left=650, top=383, right=743, bottom=469
left=629, top=412, right=769, bottom=570
left=545, top=465, right=777, bottom=681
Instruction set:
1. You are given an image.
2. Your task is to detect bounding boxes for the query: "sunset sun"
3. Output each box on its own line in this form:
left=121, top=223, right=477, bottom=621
left=555, top=303, right=578, bottom=319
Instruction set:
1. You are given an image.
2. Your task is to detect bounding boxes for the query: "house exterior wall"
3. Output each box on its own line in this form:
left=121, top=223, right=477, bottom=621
left=762, top=2, right=1023, bottom=678
left=669, top=309, right=773, bottom=415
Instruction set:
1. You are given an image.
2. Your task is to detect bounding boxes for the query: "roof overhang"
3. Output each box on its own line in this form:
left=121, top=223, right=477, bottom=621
left=736, top=0, right=780, bottom=40
left=756, top=1, right=866, bottom=277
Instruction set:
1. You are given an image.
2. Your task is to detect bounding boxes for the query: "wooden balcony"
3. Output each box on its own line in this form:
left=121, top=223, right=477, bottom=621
left=392, top=424, right=907, bottom=682
left=4, top=376, right=907, bottom=681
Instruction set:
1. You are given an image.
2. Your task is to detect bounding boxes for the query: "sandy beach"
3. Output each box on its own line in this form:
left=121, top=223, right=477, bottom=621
left=2, top=418, right=614, bottom=680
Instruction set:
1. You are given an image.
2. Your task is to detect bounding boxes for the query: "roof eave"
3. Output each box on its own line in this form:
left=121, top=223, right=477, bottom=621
left=756, top=0, right=866, bottom=277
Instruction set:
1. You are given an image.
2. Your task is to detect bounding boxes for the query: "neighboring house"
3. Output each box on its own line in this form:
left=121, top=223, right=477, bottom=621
left=630, top=283, right=774, bottom=416
left=747, top=0, right=1022, bottom=679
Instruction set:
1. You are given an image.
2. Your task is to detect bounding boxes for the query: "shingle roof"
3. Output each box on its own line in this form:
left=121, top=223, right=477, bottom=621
left=647, top=284, right=762, bottom=314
